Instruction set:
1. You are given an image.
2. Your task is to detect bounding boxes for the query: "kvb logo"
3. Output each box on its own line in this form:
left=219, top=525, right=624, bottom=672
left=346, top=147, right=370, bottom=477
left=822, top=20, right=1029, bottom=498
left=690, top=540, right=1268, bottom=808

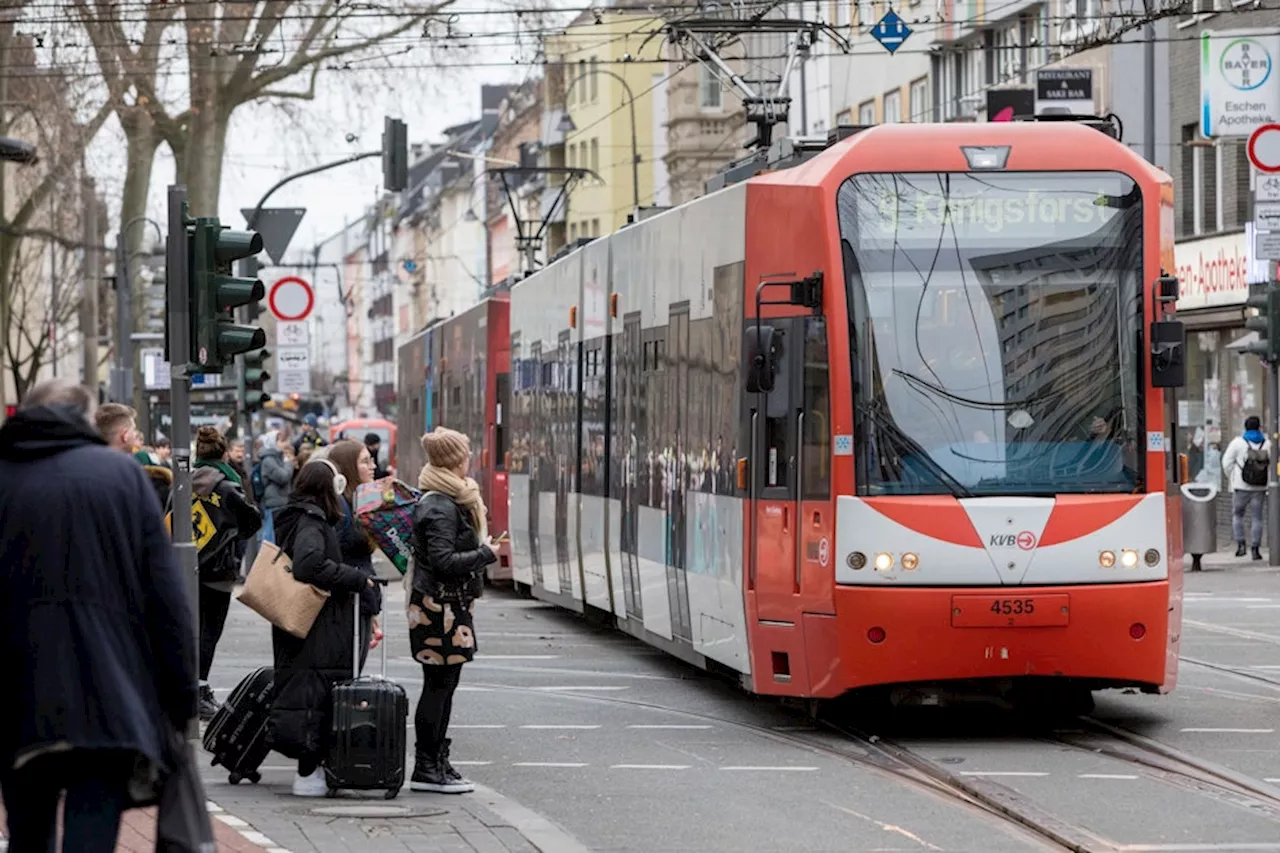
left=989, top=531, right=1038, bottom=549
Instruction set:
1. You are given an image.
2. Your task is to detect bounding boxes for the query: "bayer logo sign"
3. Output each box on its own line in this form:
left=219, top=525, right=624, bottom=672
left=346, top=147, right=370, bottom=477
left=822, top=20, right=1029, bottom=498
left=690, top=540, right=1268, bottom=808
left=1221, top=37, right=1273, bottom=91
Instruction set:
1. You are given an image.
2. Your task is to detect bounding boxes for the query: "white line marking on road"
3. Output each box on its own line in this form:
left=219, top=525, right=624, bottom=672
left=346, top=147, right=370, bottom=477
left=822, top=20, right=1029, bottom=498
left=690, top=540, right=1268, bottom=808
left=533, top=686, right=629, bottom=691
left=512, top=762, right=589, bottom=768
left=721, top=765, right=819, bottom=772
left=1251, top=666, right=1280, bottom=670
left=1079, top=773, right=1139, bottom=780
left=521, top=724, right=602, bottom=729
left=958, top=771, right=1050, bottom=777
left=477, top=655, right=561, bottom=660
left=610, top=764, right=691, bottom=770
left=450, top=761, right=493, bottom=766
left=1180, top=727, right=1275, bottom=733
left=1247, top=605, right=1280, bottom=609
left=1266, top=778, right=1280, bottom=783
left=626, top=724, right=713, bottom=730
left=772, top=725, right=818, bottom=731
left=452, top=724, right=507, bottom=729
left=826, top=802, right=943, bottom=851
left=1187, top=598, right=1272, bottom=604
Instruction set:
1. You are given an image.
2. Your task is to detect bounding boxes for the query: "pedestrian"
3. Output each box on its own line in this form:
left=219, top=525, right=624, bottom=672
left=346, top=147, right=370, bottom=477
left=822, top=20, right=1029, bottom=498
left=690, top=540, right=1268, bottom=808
left=328, top=439, right=384, bottom=669
left=0, top=379, right=197, bottom=852
left=133, top=445, right=174, bottom=509
left=93, top=402, right=139, bottom=453
left=154, top=437, right=171, bottom=464
left=293, top=414, right=328, bottom=454
left=1223, top=415, right=1271, bottom=560
left=191, top=426, right=263, bottom=719
left=409, top=427, right=498, bottom=794
left=364, top=432, right=390, bottom=479
left=258, top=428, right=296, bottom=544
left=267, top=459, right=378, bottom=797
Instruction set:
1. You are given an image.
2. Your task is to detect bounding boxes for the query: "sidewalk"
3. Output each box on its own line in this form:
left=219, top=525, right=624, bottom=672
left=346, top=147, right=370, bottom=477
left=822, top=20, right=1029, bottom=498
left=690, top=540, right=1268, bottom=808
left=1185, top=547, right=1280, bottom=572
left=0, top=740, right=559, bottom=853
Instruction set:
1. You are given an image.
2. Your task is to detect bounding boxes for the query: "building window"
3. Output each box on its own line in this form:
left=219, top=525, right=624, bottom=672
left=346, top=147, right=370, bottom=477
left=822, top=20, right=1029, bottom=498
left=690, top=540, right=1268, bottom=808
left=909, top=76, right=929, bottom=121
left=836, top=108, right=853, bottom=127
left=570, top=223, right=578, bottom=241
left=699, top=64, right=722, bottom=109
left=836, top=0, right=850, bottom=28
left=591, top=138, right=599, bottom=172
left=1061, top=0, right=1101, bottom=41
left=1022, top=6, right=1047, bottom=76
left=592, top=218, right=600, bottom=236
left=590, top=57, right=599, bottom=101
left=883, top=89, right=902, bottom=123
left=992, top=23, right=1020, bottom=83
left=858, top=99, right=876, bottom=125
left=567, top=143, right=576, bottom=169
left=1236, top=145, right=1251, bottom=229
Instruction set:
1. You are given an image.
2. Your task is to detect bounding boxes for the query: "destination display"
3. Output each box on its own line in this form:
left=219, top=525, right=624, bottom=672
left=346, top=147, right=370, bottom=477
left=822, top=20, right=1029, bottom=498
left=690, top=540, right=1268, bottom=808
left=849, top=172, right=1138, bottom=249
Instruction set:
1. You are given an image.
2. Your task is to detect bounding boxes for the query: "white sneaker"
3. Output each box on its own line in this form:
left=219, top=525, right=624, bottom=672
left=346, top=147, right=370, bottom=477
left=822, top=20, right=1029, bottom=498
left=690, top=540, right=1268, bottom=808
left=291, top=768, right=329, bottom=797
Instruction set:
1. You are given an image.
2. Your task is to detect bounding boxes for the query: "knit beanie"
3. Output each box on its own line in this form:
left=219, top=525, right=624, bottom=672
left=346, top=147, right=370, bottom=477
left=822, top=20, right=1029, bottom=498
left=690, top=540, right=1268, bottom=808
left=422, top=427, right=470, bottom=470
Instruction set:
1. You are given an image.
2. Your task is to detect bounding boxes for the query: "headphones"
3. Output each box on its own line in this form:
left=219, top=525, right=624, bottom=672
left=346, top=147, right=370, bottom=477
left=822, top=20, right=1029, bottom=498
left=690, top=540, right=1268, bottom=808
left=315, top=458, right=348, bottom=496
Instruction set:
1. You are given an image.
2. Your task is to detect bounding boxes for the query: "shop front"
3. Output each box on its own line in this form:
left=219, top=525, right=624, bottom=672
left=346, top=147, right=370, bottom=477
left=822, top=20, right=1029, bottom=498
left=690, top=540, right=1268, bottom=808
left=1174, top=229, right=1272, bottom=546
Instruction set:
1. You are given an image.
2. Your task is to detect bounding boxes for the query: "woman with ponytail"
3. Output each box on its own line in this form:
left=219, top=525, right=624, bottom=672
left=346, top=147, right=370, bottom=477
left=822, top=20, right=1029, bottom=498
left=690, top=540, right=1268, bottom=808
left=407, top=427, right=497, bottom=794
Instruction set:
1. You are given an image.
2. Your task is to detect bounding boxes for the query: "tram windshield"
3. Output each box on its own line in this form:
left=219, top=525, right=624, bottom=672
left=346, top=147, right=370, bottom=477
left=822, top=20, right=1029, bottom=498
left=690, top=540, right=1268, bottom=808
left=838, top=170, right=1144, bottom=497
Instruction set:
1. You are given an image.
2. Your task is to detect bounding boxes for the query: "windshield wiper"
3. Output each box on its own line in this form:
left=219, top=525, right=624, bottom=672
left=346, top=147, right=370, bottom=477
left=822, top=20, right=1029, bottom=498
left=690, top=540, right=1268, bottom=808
left=858, top=403, right=974, bottom=499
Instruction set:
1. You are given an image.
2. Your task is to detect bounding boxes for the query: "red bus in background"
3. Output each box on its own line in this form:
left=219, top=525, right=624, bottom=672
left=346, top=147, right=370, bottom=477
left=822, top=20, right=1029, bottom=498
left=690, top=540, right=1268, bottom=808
left=396, top=296, right=512, bottom=582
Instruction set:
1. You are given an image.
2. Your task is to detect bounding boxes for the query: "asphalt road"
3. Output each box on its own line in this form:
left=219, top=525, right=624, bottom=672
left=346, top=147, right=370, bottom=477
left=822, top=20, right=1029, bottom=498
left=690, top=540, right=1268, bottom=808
left=206, top=557, right=1280, bottom=853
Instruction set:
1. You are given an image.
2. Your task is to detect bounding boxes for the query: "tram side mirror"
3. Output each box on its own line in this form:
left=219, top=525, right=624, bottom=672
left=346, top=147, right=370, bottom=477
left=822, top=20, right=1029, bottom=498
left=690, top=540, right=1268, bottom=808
left=745, top=323, right=781, bottom=394
left=1150, top=320, right=1186, bottom=388
left=1157, top=275, right=1180, bottom=303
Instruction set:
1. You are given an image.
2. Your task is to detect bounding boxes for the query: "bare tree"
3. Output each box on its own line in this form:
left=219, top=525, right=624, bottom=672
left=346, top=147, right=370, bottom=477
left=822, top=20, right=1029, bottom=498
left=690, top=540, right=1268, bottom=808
left=0, top=10, right=112, bottom=411
left=5, top=233, right=82, bottom=401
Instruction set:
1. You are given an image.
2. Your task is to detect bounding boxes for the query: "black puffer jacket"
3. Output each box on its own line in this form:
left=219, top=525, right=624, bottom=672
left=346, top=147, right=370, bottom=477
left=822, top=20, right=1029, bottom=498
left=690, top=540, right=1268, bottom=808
left=411, top=492, right=493, bottom=603
left=338, top=495, right=382, bottom=618
left=267, top=501, right=369, bottom=760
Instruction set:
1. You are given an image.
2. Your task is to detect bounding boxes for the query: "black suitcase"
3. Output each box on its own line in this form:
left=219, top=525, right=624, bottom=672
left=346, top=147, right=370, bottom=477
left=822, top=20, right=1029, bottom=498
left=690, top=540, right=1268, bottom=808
left=202, top=666, right=274, bottom=785
left=325, top=583, right=407, bottom=799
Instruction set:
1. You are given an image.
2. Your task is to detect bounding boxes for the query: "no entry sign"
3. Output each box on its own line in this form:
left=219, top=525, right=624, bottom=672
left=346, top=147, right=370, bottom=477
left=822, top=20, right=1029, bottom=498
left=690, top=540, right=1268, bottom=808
left=267, top=276, right=314, bottom=322
left=1248, top=124, right=1280, bottom=174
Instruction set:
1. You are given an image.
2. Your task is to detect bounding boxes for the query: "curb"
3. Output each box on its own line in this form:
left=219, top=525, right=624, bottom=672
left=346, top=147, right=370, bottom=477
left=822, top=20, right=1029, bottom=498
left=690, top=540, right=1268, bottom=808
left=206, top=800, right=292, bottom=853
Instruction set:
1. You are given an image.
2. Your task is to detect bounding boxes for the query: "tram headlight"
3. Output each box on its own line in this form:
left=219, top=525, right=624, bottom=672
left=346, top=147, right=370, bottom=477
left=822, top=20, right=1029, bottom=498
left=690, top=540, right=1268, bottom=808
left=1121, top=549, right=1139, bottom=568
left=1099, top=550, right=1116, bottom=568
left=873, top=552, right=894, bottom=572
left=901, top=552, right=919, bottom=570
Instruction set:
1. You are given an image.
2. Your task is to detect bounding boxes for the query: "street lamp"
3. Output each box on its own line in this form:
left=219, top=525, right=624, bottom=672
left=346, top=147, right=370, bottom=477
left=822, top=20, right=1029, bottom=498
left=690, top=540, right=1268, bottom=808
left=0, top=136, right=36, bottom=164
left=559, top=68, right=640, bottom=219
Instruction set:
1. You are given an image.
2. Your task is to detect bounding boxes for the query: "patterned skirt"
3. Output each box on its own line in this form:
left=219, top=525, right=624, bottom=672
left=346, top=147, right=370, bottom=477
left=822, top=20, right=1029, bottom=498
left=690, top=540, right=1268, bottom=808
left=407, top=590, right=477, bottom=665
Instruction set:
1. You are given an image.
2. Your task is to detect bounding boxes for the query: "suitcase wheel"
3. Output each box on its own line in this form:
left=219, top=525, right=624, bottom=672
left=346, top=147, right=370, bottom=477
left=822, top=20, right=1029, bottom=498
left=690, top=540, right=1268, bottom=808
left=325, top=787, right=338, bottom=798
left=228, top=772, right=242, bottom=785
left=384, top=788, right=400, bottom=800
left=247, top=771, right=262, bottom=784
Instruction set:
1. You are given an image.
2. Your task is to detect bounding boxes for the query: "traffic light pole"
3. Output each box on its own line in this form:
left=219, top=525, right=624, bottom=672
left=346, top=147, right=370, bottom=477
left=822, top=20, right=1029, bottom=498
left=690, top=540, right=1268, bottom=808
left=165, top=184, right=200, bottom=741
left=110, top=231, right=134, bottom=403
left=1271, top=357, right=1280, bottom=567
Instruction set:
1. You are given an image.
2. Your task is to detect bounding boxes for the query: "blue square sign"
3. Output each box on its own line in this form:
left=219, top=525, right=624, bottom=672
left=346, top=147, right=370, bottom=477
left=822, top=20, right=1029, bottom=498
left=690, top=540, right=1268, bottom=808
left=871, top=10, right=911, bottom=55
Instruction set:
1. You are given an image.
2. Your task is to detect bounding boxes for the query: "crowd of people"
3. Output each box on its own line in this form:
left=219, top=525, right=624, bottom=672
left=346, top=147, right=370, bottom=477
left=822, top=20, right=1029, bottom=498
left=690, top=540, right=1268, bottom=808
left=0, top=378, right=497, bottom=851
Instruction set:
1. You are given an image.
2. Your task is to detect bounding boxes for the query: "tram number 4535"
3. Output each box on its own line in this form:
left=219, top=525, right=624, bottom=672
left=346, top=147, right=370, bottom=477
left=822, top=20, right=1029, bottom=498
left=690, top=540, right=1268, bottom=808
left=990, top=599, right=1035, bottom=615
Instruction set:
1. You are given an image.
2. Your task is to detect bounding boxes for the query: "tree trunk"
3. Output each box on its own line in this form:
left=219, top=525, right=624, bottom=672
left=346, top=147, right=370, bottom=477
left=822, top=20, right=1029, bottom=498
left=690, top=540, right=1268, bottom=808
left=180, top=108, right=231, bottom=218
left=119, top=114, right=161, bottom=415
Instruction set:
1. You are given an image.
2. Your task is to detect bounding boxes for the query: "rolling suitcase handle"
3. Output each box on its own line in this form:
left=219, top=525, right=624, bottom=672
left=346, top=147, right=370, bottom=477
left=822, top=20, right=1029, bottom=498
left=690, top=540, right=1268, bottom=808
left=353, top=578, right=392, bottom=681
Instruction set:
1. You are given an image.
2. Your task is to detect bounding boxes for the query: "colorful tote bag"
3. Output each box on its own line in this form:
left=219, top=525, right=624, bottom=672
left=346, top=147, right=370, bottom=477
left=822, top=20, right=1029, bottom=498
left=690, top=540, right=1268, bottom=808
left=355, top=477, right=421, bottom=574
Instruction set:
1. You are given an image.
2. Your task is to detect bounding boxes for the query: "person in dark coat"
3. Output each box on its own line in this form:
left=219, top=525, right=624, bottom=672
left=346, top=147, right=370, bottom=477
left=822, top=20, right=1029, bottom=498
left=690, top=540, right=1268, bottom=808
left=329, top=439, right=384, bottom=667
left=0, top=379, right=197, bottom=851
left=409, top=427, right=499, bottom=794
left=189, top=426, right=262, bottom=720
left=364, top=432, right=391, bottom=479
left=268, top=458, right=377, bottom=798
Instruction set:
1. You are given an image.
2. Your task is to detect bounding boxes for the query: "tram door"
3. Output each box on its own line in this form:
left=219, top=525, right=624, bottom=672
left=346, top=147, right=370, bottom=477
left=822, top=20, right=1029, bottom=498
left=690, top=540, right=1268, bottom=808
left=744, top=314, right=831, bottom=621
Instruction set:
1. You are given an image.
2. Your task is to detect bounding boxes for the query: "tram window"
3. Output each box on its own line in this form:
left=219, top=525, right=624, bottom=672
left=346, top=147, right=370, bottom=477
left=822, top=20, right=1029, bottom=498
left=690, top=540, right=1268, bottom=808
left=803, top=318, right=831, bottom=499
left=495, top=373, right=510, bottom=471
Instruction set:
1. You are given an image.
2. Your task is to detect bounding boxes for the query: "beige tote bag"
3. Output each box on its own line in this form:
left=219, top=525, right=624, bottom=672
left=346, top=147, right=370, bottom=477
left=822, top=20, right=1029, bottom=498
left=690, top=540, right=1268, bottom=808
left=236, top=541, right=330, bottom=638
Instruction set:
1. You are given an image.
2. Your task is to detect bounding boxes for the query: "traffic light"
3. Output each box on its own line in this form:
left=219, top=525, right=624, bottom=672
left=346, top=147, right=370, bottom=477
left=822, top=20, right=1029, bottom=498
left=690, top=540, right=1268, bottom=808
left=1245, top=282, right=1280, bottom=362
left=190, top=217, right=265, bottom=370
left=242, top=255, right=262, bottom=324
left=382, top=116, right=408, bottom=192
left=243, top=348, right=271, bottom=412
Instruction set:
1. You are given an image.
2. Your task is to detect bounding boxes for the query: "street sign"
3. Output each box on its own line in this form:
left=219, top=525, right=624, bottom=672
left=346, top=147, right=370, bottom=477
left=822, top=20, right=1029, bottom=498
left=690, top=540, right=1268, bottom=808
left=1256, top=201, right=1280, bottom=231
left=276, top=346, right=310, bottom=372
left=267, top=276, right=314, bottom=322
left=276, top=369, right=312, bottom=395
left=1256, top=230, right=1280, bottom=260
left=276, top=320, right=310, bottom=346
left=240, top=207, right=306, bottom=266
left=870, top=10, right=911, bottom=54
left=1257, top=171, right=1280, bottom=202
left=141, top=348, right=169, bottom=390
left=1249, top=124, right=1280, bottom=173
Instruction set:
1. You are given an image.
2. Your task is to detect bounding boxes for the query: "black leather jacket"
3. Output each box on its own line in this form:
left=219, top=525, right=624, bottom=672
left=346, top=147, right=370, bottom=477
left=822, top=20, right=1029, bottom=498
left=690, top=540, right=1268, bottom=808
left=410, top=492, right=492, bottom=603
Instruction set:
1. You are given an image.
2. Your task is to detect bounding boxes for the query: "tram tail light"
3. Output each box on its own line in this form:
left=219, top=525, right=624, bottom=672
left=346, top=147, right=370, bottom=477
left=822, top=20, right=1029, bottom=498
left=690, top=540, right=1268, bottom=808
left=610, top=293, right=618, bottom=318
left=1099, top=550, right=1116, bottom=568
left=901, top=552, right=919, bottom=570
left=736, top=458, right=748, bottom=490
left=569, top=306, right=577, bottom=329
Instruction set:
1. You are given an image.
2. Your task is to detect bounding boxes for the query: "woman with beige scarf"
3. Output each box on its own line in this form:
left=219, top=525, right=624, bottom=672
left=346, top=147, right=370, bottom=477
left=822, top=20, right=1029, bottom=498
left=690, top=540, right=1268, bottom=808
left=407, top=427, right=497, bottom=794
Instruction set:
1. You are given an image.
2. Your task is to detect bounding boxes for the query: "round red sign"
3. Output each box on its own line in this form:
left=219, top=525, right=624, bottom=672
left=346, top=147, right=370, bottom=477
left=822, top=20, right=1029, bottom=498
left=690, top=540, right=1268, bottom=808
left=1016, top=531, right=1037, bottom=550
left=1248, top=123, right=1280, bottom=174
left=267, top=276, right=315, bottom=322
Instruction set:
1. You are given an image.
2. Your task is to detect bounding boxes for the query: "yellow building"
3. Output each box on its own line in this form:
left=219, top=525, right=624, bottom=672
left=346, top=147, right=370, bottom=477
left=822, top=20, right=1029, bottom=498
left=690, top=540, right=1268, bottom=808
left=545, top=11, right=667, bottom=241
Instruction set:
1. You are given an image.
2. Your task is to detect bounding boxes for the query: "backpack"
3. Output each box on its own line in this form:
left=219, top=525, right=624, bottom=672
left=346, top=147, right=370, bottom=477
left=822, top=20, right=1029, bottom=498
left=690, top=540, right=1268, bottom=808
left=1242, top=441, right=1269, bottom=487
left=250, top=461, right=266, bottom=502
